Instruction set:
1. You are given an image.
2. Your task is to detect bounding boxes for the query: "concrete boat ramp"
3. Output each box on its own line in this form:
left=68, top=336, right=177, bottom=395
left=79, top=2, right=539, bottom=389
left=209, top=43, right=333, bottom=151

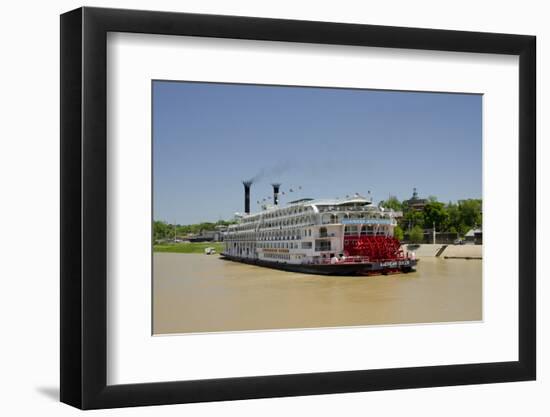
left=403, top=244, right=482, bottom=259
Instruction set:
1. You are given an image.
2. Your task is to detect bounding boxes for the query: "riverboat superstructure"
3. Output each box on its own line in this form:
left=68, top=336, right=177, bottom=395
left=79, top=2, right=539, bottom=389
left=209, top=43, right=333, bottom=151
left=221, top=183, right=417, bottom=275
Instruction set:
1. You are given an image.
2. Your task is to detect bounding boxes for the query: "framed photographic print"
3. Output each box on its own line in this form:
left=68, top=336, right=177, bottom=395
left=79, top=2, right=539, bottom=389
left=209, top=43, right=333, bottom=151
left=60, top=6, right=536, bottom=409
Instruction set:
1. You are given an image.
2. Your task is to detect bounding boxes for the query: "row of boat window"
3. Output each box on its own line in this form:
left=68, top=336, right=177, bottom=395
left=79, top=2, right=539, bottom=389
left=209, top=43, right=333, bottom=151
left=228, top=240, right=329, bottom=252
left=241, top=206, right=314, bottom=225
left=230, top=213, right=392, bottom=234
left=320, top=213, right=390, bottom=224
left=229, top=216, right=316, bottom=233
left=226, top=228, right=315, bottom=241
left=344, top=225, right=390, bottom=235
left=227, top=241, right=322, bottom=251
left=263, top=253, right=291, bottom=260
left=226, top=226, right=390, bottom=240
left=261, top=216, right=315, bottom=228
left=258, top=242, right=300, bottom=249
left=317, top=205, right=377, bottom=212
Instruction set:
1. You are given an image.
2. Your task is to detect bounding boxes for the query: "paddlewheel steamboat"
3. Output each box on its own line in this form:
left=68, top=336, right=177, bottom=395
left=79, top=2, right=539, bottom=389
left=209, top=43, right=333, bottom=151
left=221, top=183, right=417, bottom=275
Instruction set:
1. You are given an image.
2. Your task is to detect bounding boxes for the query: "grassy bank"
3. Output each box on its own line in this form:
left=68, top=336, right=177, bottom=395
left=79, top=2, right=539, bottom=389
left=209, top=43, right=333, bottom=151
left=153, top=241, right=224, bottom=254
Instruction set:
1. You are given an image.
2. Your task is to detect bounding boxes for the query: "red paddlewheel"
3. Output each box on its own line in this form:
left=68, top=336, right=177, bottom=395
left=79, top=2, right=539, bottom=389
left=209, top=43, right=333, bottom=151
left=344, top=235, right=404, bottom=261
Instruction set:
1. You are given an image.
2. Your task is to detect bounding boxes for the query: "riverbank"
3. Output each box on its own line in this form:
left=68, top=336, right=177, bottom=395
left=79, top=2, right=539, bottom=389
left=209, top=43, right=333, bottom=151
left=403, top=244, right=482, bottom=259
left=154, top=241, right=224, bottom=254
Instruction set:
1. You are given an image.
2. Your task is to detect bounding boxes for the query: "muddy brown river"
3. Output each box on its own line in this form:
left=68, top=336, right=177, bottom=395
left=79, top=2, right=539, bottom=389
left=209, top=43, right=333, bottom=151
left=153, top=253, right=482, bottom=334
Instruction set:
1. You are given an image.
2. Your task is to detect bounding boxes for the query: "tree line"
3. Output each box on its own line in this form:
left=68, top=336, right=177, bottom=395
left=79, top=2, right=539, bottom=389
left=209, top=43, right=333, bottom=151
left=153, top=219, right=236, bottom=242
left=378, top=196, right=482, bottom=243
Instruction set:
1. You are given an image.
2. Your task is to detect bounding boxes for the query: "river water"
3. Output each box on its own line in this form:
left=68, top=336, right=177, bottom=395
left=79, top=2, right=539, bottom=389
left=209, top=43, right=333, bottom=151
left=153, top=253, right=482, bottom=335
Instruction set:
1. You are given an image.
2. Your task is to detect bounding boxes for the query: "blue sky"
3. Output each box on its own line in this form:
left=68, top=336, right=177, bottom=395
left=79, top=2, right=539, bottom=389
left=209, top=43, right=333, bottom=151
left=153, top=81, right=482, bottom=224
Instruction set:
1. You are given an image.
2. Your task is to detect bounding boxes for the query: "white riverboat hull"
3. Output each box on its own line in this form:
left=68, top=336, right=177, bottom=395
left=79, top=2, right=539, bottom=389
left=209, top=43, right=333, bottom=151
left=221, top=253, right=417, bottom=276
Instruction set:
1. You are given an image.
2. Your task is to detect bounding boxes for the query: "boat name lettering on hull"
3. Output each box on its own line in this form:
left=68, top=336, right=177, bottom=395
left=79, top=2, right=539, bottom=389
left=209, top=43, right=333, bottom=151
left=379, top=260, right=411, bottom=268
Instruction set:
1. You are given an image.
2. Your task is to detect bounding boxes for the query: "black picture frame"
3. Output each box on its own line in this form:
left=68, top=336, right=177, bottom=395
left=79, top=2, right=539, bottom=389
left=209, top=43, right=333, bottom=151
left=60, top=6, right=536, bottom=410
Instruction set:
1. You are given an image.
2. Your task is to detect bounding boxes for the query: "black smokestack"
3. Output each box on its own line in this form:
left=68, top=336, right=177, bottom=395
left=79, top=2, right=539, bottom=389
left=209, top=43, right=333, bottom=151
left=272, top=183, right=281, bottom=205
left=243, top=181, right=252, bottom=214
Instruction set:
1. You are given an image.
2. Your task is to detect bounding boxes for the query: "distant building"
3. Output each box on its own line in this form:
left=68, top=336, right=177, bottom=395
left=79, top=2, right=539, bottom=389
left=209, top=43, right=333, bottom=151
left=403, top=188, right=428, bottom=212
left=195, top=230, right=226, bottom=242
left=465, top=228, right=483, bottom=245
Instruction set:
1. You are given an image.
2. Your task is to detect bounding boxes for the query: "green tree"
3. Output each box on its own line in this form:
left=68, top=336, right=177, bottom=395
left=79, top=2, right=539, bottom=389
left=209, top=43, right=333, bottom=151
left=444, top=202, right=461, bottom=232
left=403, top=210, right=424, bottom=229
left=153, top=221, right=170, bottom=241
left=459, top=199, right=482, bottom=229
left=157, top=218, right=238, bottom=241
left=379, top=196, right=403, bottom=212
left=393, top=225, right=404, bottom=241
left=423, top=201, right=448, bottom=231
left=197, top=222, right=216, bottom=232
left=409, top=225, right=424, bottom=244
